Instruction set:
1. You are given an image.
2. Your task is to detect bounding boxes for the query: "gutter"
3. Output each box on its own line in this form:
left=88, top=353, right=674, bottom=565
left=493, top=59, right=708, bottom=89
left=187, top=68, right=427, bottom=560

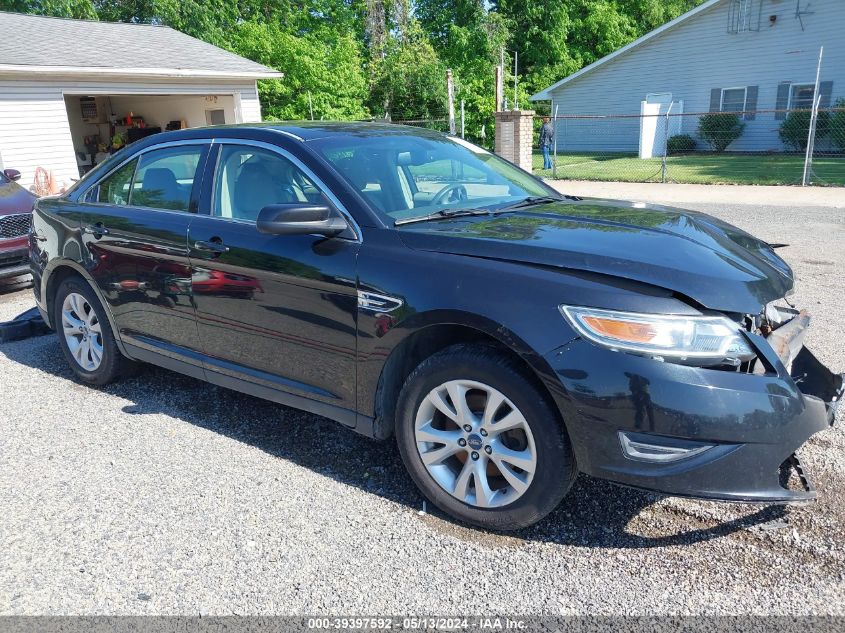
left=0, top=64, right=283, bottom=80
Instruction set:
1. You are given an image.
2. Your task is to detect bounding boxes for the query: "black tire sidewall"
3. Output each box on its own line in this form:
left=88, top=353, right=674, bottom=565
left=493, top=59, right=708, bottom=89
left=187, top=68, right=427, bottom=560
left=53, top=276, right=122, bottom=386
left=396, top=345, right=575, bottom=530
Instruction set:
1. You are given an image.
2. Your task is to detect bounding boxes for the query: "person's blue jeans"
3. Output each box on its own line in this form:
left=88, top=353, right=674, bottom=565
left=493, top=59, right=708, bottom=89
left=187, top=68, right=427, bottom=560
left=542, top=145, right=552, bottom=170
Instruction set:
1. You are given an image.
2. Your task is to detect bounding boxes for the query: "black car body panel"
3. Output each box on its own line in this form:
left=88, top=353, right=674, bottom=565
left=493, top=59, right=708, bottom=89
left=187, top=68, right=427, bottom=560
left=396, top=200, right=794, bottom=315
left=29, top=123, right=843, bottom=509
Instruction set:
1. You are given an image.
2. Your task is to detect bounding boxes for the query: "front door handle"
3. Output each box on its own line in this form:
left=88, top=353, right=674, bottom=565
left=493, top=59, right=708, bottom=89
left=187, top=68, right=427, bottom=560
left=193, top=239, right=229, bottom=254
left=83, top=223, right=109, bottom=237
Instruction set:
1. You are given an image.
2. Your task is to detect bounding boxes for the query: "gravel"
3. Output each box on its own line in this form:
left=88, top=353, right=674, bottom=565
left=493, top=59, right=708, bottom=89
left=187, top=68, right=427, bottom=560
left=0, top=202, right=843, bottom=616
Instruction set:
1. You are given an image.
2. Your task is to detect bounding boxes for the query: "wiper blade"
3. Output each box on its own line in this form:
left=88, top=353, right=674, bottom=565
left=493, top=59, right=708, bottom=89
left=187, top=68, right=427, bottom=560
left=493, top=195, right=565, bottom=213
left=394, top=208, right=490, bottom=226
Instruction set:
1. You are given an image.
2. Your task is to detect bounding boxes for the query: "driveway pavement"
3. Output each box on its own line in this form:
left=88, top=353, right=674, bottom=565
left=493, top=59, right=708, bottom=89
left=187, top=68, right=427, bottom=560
left=1, top=202, right=844, bottom=616
left=547, top=180, right=845, bottom=209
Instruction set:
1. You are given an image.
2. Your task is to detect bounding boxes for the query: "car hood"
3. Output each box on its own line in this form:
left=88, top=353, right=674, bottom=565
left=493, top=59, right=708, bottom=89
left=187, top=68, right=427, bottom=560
left=0, top=180, right=36, bottom=216
left=396, top=198, right=793, bottom=315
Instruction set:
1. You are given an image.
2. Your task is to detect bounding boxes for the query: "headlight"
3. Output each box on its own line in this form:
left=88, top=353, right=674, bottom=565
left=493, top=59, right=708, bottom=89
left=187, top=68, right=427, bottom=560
left=560, top=305, right=755, bottom=366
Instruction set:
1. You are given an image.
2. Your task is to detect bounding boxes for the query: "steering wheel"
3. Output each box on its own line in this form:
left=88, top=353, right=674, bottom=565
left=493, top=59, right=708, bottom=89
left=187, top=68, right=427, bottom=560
left=431, top=183, right=468, bottom=206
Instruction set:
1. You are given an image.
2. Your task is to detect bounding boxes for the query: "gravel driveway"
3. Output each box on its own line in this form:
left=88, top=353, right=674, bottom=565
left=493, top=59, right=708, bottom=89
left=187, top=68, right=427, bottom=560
left=1, top=202, right=843, bottom=616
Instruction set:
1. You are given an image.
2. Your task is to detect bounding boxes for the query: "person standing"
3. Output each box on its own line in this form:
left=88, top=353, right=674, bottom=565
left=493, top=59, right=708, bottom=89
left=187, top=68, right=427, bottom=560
left=539, top=116, right=554, bottom=170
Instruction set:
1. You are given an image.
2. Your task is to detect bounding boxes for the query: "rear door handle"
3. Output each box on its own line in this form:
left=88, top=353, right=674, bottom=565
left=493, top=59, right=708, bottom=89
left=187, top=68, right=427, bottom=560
left=83, top=223, right=109, bottom=237
left=193, top=239, right=229, bottom=254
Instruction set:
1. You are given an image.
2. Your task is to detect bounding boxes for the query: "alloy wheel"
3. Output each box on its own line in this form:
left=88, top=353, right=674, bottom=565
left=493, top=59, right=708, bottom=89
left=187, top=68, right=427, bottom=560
left=414, top=379, right=537, bottom=508
left=61, top=292, right=104, bottom=372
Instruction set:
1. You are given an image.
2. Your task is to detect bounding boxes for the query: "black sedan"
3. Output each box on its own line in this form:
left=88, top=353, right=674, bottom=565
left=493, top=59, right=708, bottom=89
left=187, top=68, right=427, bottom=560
left=29, top=123, right=843, bottom=530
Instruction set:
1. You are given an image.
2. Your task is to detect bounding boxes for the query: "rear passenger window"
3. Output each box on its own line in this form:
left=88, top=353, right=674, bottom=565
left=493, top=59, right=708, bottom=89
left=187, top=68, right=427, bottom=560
left=96, top=158, right=137, bottom=205
left=130, top=146, right=204, bottom=212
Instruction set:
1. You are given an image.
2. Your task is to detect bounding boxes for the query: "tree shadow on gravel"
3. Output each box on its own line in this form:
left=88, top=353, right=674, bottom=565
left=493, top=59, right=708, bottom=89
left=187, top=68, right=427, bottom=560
left=1, top=334, right=785, bottom=549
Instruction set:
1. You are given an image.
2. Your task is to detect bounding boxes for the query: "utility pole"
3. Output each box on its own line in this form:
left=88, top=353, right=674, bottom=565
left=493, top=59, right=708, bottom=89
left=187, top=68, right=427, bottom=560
left=802, top=46, right=824, bottom=186
left=513, top=50, right=518, bottom=110
left=494, top=66, right=503, bottom=113
left=447, top=69, right=456, bottom=135
left=460, top=99, right=465, bottom=138
left=307, top=91, right=314, bottom=121
left=497, top=47, right=505, bottom=112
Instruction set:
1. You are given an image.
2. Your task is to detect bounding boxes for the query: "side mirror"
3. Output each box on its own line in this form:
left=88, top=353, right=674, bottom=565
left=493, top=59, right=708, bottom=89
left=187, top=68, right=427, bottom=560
left=3, top=169, right=21, bottom=182
left=256, top=203, right=349, bottom=237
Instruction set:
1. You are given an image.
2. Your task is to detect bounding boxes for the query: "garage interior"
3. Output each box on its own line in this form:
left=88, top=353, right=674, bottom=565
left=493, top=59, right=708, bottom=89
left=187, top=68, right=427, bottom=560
left=64, top=93, right=236, bottom=176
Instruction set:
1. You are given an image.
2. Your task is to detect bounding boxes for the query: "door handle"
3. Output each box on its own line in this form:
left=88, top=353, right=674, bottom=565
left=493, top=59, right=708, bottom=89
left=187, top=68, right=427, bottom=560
left=193, top=239, right=229, bottom=254
left=83, top=223, right=109, bottom=237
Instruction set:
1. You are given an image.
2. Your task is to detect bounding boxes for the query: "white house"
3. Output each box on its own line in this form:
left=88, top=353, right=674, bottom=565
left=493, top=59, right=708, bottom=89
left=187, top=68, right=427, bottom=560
left=530, top=0, right=844, bottom=154
left=0, top=11, right=281, bottom=191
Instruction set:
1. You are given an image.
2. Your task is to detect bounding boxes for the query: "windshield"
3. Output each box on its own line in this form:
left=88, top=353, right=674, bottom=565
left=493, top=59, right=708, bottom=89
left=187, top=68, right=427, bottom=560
left=308, top=133, right=558, bottom=224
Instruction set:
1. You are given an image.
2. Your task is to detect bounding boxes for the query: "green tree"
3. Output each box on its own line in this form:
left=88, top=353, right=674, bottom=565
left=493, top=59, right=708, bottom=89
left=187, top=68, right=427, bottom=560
left=0, top=0, right=97, bottom=18
left=369, top=20, right=448, bottom=122
left=493, top=0, right=703, bottom=95
left=230, top=20, right=370, bottom=121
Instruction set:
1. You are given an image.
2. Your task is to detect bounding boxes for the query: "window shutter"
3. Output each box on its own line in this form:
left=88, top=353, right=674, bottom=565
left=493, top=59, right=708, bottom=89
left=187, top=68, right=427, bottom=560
left=709, top=88, right=722, bottom=112
left=775, top=82, right=791, bottom=119
left=744, top=85, right=758, bottom=120
left=818, top=81, right=833, bottom=108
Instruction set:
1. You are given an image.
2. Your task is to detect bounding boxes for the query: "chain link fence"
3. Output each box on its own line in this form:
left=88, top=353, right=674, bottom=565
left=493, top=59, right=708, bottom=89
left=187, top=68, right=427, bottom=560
left=534, top=107, right=845, bottom=186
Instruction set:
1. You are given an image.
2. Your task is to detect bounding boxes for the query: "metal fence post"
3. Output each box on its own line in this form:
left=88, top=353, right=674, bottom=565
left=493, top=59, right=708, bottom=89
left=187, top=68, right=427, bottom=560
left=802, top=46, right=824, bottom=186
left=661, top=104, right=672, bottom=183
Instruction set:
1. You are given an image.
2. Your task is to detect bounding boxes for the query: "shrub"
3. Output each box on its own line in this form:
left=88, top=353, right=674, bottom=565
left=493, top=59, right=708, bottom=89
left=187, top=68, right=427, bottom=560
left=666, top=134, right=696, bottom=154
left=697, top=113, right=744, bottom=152
left=779, top=109, right=831, bottom=151
left=829, top=98, right=845, bottom=152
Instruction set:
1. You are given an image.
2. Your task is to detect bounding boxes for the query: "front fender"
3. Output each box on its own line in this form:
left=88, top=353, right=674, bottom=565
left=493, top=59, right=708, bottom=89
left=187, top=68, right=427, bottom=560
left=356, top=306, right=577, bottom=439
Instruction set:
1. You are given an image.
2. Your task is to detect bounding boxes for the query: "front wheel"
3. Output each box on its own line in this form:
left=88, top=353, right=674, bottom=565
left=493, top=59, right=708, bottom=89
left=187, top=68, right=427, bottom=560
left=396, top=345, right=576, bottom=530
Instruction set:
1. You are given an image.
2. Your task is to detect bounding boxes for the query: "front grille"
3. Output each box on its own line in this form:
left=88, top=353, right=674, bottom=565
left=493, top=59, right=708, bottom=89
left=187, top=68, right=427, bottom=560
left=0, top=251, right=27, bottom=267
left=0, top=213, right=32, bottom=240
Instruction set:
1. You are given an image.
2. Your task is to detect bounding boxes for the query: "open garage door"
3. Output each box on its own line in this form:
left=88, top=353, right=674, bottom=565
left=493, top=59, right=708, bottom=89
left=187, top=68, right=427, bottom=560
left=64, top=93, right=237, bottom=177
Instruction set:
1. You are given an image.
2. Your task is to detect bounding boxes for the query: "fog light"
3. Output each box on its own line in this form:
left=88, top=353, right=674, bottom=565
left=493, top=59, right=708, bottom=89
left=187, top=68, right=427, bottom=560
left=618, top=432, right=714, bottom=463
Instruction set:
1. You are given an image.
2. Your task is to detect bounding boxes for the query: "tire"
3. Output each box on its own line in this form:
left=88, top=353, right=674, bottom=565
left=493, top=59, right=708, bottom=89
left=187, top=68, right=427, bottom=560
left=53, top=275, right=136, bottom=386
left=395, top=344, right=576, bottom=530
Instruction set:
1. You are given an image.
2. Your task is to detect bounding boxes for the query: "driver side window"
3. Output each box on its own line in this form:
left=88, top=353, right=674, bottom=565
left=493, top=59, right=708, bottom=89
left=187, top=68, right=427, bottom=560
left=213, top=145, right=321, bottom=222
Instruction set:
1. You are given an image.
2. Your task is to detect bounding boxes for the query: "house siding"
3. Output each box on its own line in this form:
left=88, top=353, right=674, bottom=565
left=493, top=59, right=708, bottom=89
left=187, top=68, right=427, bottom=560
left=544, top=0, right=845, bottom=153
left=0, top=77, right=264, bottom=191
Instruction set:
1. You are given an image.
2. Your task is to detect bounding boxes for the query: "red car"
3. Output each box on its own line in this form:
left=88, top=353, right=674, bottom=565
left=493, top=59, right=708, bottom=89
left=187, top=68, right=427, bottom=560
left=0, top=169, right=36, bottom=280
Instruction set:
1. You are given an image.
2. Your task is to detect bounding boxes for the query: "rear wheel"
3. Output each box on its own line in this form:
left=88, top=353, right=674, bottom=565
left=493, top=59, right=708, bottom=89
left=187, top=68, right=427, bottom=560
left=396, top=344, right=575, bottom=530
left=53, top=276, right=135, bottom=385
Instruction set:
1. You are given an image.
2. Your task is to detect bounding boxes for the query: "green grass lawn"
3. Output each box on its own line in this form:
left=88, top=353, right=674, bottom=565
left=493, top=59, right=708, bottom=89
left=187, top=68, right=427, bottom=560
left=533, top=151, right=845, bottom=186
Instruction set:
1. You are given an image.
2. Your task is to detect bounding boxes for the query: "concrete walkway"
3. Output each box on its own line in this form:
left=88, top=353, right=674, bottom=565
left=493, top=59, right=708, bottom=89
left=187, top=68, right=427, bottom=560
left=545, top=179, right=845, bottom=208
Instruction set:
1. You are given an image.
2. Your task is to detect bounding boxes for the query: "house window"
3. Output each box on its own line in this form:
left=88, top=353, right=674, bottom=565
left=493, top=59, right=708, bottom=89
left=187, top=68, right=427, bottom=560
left=721, top=87, right=747, bottom=113
left=789, top=84, right=815, bottom=109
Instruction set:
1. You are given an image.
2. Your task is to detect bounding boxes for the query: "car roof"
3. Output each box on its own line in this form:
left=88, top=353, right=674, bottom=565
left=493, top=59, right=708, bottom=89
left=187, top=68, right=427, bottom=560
left=128, top=121, right=448, bottom=148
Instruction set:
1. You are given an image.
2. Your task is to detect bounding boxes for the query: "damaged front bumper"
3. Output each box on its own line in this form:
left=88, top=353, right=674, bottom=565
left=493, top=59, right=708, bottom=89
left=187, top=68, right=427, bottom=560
left=545, top=308, right=844, bottom=504
left=761, top=305, right=843, bottom=426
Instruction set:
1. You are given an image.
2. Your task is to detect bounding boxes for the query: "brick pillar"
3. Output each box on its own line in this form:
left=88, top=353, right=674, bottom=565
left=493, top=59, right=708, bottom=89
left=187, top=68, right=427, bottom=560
left=494, top=110, right=535, bottom=171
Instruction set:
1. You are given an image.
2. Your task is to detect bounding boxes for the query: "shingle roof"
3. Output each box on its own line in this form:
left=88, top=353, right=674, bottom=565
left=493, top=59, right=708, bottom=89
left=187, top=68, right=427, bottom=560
left=0, top=11, right=282, bottom=79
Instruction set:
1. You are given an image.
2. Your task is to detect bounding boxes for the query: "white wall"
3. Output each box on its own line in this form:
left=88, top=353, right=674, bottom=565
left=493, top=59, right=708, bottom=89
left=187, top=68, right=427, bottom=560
left=544, top=0, right=845, bottom=152
left=0, top=76, right=263, bottom=191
